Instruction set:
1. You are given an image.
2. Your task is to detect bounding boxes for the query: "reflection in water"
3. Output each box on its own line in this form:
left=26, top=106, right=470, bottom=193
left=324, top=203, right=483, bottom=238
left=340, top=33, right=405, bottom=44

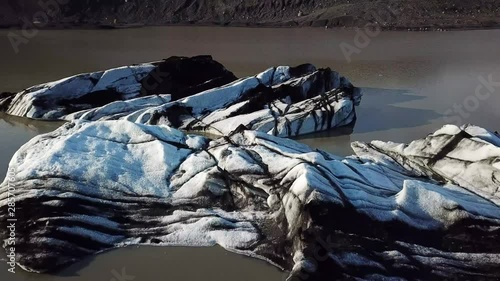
left=0, top=113, right=65, bottom=135
left=295, top=122, right=355, bottom=157
left=0, top=246, right=287, bottom=281
left=354, top=88, right=442, bottom=134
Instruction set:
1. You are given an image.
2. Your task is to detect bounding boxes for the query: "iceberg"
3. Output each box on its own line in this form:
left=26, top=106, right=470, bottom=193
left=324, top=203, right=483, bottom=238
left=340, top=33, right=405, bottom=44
left=0, top=55, right=237, bottom=119
left=122, top=65, right=362, bottom=137
left=1, top=120, right=498, bottom=280
left=0, top=58, right=361, bottom=138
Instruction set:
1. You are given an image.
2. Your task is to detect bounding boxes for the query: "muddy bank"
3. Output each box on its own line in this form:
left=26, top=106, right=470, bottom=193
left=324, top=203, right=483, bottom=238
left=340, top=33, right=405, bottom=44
left=1, top=0, right=499, bottom=30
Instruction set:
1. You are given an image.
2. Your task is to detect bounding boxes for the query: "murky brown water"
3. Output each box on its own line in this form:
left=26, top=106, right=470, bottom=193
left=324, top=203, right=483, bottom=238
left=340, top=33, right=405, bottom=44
left=1, top=26, right=499, bottom=280
left=0, top=246, right=287, bottom=281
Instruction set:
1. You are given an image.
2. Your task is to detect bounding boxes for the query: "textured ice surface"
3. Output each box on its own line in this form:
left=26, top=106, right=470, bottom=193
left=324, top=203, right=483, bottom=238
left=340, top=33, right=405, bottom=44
left=64, top=95, right=172, bottom=121
left=0, top=60, right=361, bottom=138
left=123, top=64, right=362, bottom=137
left=0, top=56, right=237, bottom=119
left=0, top=64, right=154, bottom=119
left=1, top=121, right=499, bottom=280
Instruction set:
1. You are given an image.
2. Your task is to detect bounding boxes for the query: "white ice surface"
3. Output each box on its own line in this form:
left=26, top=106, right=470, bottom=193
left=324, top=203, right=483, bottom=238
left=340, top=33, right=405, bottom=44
left=1, top=121, right=499, bottom=278
left=4, top=64, right=155, bottom=119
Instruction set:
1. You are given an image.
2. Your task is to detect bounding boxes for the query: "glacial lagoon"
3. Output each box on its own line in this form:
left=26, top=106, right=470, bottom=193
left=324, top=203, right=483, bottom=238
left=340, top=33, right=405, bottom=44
left=1, top=26, right=500, bottom=281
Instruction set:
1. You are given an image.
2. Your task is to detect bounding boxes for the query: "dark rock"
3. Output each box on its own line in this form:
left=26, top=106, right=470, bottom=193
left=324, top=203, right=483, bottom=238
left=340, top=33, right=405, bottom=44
left=139, top=55, right=237, bottom=100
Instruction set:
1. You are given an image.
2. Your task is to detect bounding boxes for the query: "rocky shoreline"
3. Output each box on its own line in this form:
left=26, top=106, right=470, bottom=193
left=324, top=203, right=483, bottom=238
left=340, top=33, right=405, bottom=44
left=1, top=0, right=499, bottom=31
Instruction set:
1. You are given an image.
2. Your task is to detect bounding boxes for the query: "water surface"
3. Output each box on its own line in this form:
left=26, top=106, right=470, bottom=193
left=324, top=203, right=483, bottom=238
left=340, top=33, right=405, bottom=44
left=1, top=26, right=499, bottom=280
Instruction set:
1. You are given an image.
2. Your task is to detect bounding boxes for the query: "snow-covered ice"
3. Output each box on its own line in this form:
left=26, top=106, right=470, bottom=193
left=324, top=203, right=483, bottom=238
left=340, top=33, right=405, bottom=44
left=1, top=121, right=498, bottom=280
left=124, top=64, right=362, bottom=137
left=0, top=59, right=361, bottom=137
left=0, top=56, right=237, bottom=120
